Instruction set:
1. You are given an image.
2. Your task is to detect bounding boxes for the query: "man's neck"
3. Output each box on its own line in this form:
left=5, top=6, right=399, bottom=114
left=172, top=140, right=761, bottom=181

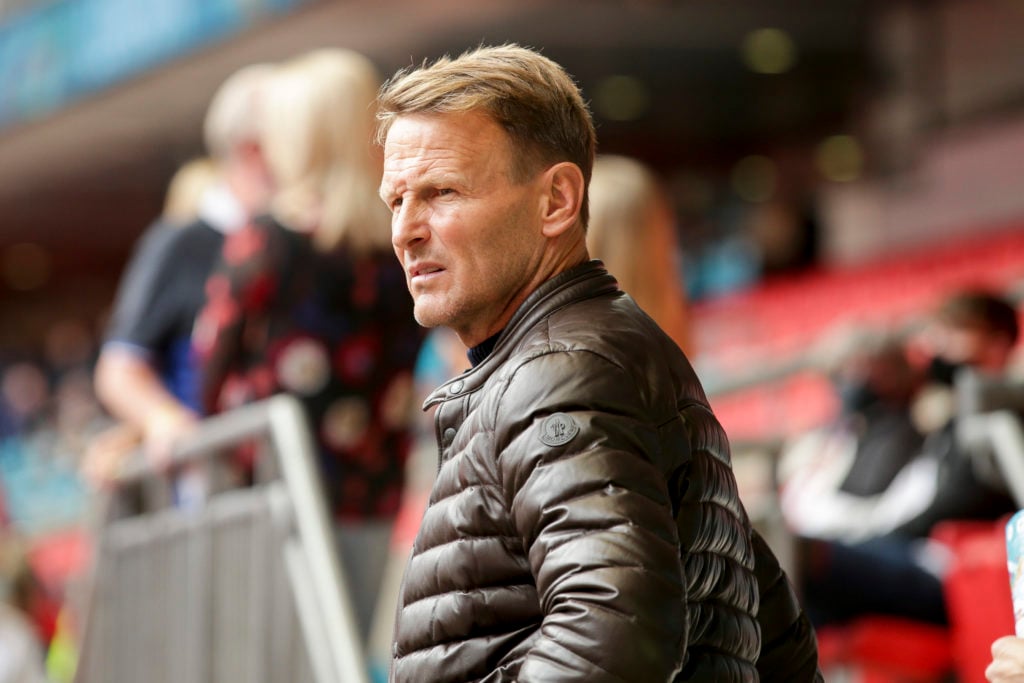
left=467, top=330, right=502, bottom=367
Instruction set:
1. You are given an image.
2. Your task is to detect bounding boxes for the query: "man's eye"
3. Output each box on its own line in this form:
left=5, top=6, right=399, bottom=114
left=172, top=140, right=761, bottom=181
left=437, top=188, right=454, bottom=197
left=390, top=197, right=403, bottom=210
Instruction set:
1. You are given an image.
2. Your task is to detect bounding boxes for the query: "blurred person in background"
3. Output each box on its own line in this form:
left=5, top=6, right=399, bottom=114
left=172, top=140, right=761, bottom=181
left=0, top=362, right=49, bottom=443
left=778, top=329, right=926, bottom=541
left=38, top=320, right=112, bottom=465
left=376, top=43, right=820, bottom=682
left=159, top=155, right=220, bottom=225
left=892, top=288, right=1020, bottom=536
left=800, top=289, right=1020, bottom=627
left=92, top=62, right=275, bottom=470
left=192, top=48, right=424, bottom=662
left=587, top=154, right=693, bottom=356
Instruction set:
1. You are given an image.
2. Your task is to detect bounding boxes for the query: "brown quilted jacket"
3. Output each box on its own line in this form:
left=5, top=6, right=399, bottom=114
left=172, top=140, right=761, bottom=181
left=390, top=261, right=821, bottom=682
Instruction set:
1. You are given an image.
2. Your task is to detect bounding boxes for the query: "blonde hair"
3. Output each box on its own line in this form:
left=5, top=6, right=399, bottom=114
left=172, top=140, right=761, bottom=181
left=260, top=48, right=391, bottom=253
left=203, top=63, right=274, bottom=161
left=376, top=43, right=596, bottom=225
left=588, top=155, right=693, bottom=355
left=162, top=157, right=220, bottom=224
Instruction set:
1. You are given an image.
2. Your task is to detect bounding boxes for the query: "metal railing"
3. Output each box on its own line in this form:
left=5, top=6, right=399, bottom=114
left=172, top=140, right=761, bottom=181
left=74, top=394, right=369, bottom=683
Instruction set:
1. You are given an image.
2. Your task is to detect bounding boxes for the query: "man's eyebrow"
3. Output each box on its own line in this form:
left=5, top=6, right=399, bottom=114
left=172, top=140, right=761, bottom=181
left=379, top=176, right=403, bottom=194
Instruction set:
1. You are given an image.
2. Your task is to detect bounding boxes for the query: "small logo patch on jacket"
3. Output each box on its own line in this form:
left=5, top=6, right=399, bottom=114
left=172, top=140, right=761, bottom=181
left=539, top=413, right=579, bottom=446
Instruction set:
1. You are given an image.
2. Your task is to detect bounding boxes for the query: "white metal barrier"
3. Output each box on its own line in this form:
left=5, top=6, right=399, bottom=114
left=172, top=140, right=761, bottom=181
left=74, top=394, right=369, bottom=683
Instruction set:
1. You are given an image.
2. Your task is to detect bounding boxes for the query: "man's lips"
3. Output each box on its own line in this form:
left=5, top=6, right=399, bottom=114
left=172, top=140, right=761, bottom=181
left=408, top=263, right=445, bottom=281
left=407, top=264, right=444, bottom=278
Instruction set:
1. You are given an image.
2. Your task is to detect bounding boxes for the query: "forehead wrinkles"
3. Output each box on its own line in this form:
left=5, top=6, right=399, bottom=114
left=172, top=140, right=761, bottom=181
left=383, top=114, right=512, bottom=189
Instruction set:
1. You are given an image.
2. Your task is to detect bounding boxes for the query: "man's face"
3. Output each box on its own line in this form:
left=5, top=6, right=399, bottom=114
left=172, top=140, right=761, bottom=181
left=380, top=110, right=548, bottom=346
left=939, top=323, right=1011, bottom=374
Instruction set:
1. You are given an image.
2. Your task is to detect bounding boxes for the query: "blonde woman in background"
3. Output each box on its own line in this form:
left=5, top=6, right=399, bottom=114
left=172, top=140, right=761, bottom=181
left=193, top=49, right=425, bottom=662
left=161, top=156, right=221, bottom=224
left=588, top=154, right=693, bottom=356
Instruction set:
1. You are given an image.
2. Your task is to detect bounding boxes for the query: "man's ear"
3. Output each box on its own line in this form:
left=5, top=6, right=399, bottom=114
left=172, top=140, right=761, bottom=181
left=540, top=162, right=585, bottom=238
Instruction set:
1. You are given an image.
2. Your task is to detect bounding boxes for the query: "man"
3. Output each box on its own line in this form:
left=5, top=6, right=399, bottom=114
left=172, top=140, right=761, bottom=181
left=93, top=63, right=275, bottom=464
left=892, top=288, right=1020, bottom=537
left=377, top=44, right=820, bottom=682
left=800, top=289, right=1021, bottom=628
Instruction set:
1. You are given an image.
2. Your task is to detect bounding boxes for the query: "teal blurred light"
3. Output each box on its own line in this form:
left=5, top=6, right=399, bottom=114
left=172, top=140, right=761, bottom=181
left=0, top=0, right=313, bottom=130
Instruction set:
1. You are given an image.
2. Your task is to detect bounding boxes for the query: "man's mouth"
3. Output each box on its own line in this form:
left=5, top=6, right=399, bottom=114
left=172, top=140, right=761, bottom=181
left=409, top=264, right=445, bottom=282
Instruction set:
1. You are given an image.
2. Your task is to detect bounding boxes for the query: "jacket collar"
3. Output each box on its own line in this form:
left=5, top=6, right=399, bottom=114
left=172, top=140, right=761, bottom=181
left=423, top=259, right=618, bottom=409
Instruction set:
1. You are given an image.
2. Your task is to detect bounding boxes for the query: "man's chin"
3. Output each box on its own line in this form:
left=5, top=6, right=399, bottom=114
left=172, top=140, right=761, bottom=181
left=412, top=303, right=448, bottom=330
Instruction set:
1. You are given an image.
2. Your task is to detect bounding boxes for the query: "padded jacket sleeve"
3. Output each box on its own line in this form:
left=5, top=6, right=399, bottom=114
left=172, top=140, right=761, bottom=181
left=751, top=530, right=823, bottom=682
left=494, top=350, right=688, bottom=682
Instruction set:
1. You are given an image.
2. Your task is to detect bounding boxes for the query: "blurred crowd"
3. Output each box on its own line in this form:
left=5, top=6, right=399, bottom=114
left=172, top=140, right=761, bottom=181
left=0, top=317, right=112, bottom=539
left=0, top=317, right=109, bottom=683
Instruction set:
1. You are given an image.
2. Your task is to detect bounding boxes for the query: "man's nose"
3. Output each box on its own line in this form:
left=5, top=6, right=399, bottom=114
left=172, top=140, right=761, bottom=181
left=392, top=201, right=429, bottom=250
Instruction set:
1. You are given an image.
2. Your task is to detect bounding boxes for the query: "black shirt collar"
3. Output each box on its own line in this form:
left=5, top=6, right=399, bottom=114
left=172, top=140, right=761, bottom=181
left=467, top=330, right=502, bottom=367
